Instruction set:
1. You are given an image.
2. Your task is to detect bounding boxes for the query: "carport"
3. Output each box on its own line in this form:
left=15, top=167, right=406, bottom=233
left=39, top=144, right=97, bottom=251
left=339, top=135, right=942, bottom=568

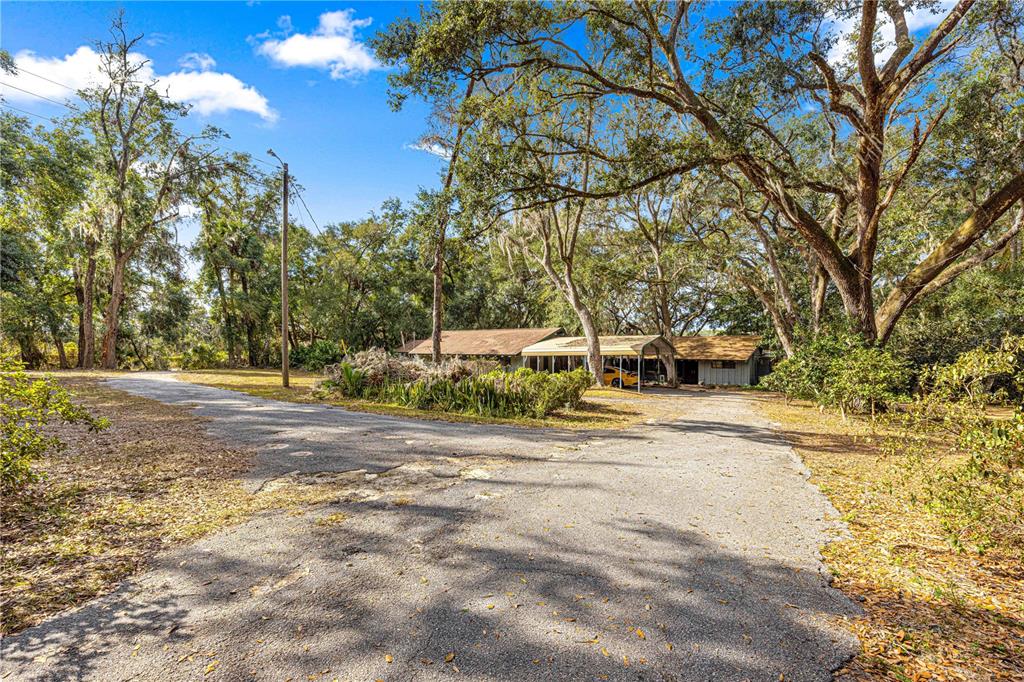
left=520, top=334, right=677, bottom=391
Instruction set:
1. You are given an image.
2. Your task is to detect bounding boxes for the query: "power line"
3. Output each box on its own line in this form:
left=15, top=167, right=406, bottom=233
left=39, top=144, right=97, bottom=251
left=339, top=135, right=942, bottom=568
left=0, top=81, right=79, bottom=110
left=221, top=143, right=276, bottom=168
left=0, top=101, right=59, bottom=123
left=12, top=66, right=79, bottom=92
left=2, top=79, right=277, bottom=169
left=294, top=187, right=322, bottom=235
left=5, top=78, right=319, bottom=232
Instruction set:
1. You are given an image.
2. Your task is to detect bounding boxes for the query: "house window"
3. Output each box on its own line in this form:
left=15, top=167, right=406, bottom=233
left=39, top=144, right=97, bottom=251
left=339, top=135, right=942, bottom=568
left=711, top=360, right=736, bottom=369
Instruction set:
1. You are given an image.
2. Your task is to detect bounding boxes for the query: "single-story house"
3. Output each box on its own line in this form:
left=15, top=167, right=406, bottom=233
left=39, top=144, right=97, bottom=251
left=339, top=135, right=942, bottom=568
left=672, top=335, right=763, bottom=386
left=397, top=327, right=562, bottom=367
left=520, top=334, right=677, bottom=389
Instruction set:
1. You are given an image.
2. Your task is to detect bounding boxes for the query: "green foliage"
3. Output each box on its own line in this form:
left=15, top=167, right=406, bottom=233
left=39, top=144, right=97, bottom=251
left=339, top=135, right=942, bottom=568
left=762, top=333, right=910, bottom=416
left=320, top=351, right=590, bottom=419
left=323, top=362, right=366, bottom=398
left=290, top=340, right=344, bottom=373
left=924, top=408, right=1024, bottom=551
left=0, top=354, right=107, bottom=492
left=179, top=343, right=229, bottom=370
left=888, top=336, right=1024, bottom=550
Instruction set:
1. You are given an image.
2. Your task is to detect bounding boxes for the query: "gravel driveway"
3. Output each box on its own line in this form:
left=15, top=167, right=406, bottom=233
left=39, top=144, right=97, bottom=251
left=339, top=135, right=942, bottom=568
left=1, top=374, right=858, bottom=681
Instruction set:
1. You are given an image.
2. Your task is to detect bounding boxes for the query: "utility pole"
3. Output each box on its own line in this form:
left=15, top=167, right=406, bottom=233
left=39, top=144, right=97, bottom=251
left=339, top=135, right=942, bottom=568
left=268, top=149, right=289, bottom=387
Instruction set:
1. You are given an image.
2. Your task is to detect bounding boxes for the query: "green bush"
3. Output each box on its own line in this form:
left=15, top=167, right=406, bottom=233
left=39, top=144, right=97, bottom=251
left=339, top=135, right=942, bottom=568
left=925, top=408, right=1024, bottom=550
left=179, top=343, right=229, bottom=370
left=321, top=361, right=366, bottom=397
left=319, top=352, right=590, bottom=419
left=888, top=335, right=1024, bottom=550
left=1, top=353, right=108, bottom=492
left=290, top=340, right=344, bottom=372
left=762, top=333, right=910, bottom=416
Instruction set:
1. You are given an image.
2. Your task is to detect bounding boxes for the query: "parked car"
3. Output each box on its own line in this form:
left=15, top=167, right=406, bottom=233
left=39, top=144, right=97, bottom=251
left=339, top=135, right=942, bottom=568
left=603, top=366, right=639, bottom=388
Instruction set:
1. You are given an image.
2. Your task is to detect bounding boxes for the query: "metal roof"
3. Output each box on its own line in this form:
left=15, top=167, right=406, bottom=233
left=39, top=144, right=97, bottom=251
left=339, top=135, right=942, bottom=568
left=672, top=335, right=762, bottom=361
left=398, top=327, right=562, bottom=357
left=521, top=335, right=671, bottom=357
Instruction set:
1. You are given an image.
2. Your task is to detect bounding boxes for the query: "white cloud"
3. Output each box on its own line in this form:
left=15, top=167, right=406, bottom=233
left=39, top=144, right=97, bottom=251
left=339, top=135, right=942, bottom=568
left=162, top=70, right=276, bottom=121
left=178, top=52, right=216, bottom=72
left=405, top=141, right=451, bottom=159
left=253, top=9, right=380, bottom=79
left=4, top=45, right=108, bottom=97
left=145, top=33, right=170, bottom=47
left=828, top=1, right=956, bottom=66
left=2, top=46, right=276, bottom=122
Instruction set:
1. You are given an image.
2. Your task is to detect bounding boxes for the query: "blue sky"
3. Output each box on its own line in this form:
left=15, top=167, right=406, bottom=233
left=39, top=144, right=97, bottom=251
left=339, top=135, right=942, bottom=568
left=2, top=0, right=955, bottom=249
left=1, top=1, right=447, bottom=239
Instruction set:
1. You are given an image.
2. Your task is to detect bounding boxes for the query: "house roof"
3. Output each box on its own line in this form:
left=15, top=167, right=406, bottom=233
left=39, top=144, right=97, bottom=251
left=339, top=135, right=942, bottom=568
left=521, top=335, right=673, bottom=357
left=672, top=335, right=762, bottom=361
left=398, top=327, right=562, bottom=357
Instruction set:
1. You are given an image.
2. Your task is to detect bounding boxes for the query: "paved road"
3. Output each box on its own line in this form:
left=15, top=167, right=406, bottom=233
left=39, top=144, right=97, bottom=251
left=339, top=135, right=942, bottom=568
left=2, top=375, right=858, bottom=681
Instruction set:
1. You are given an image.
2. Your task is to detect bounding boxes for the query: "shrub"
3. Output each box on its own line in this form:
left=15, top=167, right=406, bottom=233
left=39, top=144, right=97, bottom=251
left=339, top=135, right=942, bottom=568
left=290, top=340, right=344, bottom=372
left=823, top=345, right=912, bottom=419
left=925, top=408, right=1024, bottom=550
left=762, top=333, right=910, bottom=416
left=318, top=351, right=590, bottom=419
left=292, top=340, right=343, bottom=372
left=888, top=335, right=1024, bottom=550
left=1, top=353, right=108, bottom=492
left=179, top=343, right=228, bottom=370
left=320, top=362, right=365, bottom=397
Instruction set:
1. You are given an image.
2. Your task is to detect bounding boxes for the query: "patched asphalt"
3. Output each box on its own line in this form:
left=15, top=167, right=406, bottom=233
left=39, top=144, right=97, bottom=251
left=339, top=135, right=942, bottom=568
left=1, top=374, right=859, bottom=681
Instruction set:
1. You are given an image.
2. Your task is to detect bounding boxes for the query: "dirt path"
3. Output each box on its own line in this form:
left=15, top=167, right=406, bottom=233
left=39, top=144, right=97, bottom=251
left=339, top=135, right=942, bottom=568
left=1, top=375, right=858, bottom=681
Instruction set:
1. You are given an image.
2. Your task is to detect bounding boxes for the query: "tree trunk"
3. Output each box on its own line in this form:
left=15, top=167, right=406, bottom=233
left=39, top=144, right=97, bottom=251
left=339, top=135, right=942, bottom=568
left=74, top=243, right=97, bottom=369
left=653, top=265, right=678, bottom=386
left=810, top=260, right=829, bottom=333
left=129, top=333, right=150, bottom=370
left=563, top=275, right=604, bottom=385
left=429, top=78, right=476, bottom=364
left=431, top=235, right=444, bottom=364
left=18, top=335, right=44, bottom=369
left=216, top=269, right=237, bottom=365
left=100, top=255, right=128, bottom=369
left=875, top=173, right=1024, bottom=343
left=851, top=106, right=885, bottom=342
left=81, top=251, right=96, bottom=369
left=238, top=271, right=258, bottom=367
left=74, top=266, right=85, bottom=367
left=50, top=324, right=69, bottom=369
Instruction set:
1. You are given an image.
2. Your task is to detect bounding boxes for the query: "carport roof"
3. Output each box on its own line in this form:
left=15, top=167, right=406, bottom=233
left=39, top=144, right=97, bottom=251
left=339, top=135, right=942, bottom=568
left=397, top=327, right=562, bottom=357
left=672, top=335, right=762, bottom=361
left=521, top=335, right=671, bottom=357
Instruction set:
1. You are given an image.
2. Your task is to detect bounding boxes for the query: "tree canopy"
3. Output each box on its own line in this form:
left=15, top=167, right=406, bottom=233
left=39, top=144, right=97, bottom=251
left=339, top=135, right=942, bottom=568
left=1, top=4, right=1021, bottom=380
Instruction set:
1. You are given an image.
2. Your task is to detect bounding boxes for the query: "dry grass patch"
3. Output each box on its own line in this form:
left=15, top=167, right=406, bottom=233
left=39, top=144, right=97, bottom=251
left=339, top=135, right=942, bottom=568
left=178, top=368, right=656, bottom=429
left=757, top=395, right=1023, bottom=681
left=1, top=375, right=365, bottom=635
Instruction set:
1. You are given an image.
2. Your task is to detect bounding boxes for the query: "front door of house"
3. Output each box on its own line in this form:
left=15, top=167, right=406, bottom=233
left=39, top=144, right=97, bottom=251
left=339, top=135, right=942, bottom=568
left=679, top=360, right=698, bottom=384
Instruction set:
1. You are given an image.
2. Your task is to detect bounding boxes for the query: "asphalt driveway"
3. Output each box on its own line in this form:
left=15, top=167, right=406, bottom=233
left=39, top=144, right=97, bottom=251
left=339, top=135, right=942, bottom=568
left=1, top=374, right=858, bottom=681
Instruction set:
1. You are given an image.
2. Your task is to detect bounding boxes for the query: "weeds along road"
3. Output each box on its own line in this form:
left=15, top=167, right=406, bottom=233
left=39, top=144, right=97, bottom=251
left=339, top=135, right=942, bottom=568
left=2, top=373, right=858, bottom=681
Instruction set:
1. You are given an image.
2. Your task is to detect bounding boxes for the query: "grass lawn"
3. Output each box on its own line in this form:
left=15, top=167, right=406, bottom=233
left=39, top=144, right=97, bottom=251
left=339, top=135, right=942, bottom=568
left=0, top=376, right=371, bottom=635
left=758, top=396, right=1023, bottom=681
left=177, top=368, right=665, bottom=429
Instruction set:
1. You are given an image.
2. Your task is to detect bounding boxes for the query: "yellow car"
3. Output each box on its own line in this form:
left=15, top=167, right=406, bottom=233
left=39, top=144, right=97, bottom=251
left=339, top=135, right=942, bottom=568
left=603, top=366, right=639, bottom=388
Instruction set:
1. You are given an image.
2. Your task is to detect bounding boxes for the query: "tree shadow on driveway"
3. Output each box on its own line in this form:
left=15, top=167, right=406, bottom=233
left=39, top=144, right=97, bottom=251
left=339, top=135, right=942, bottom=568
left=3, top=472, right=860, bottom=682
